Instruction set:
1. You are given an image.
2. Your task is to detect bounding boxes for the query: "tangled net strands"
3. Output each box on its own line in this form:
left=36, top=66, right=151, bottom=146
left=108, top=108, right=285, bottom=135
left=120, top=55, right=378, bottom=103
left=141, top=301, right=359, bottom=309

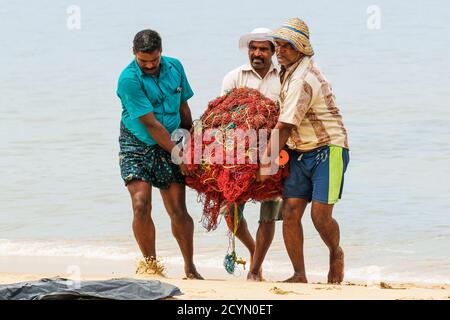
left=185, top=88, right=288, bottom=232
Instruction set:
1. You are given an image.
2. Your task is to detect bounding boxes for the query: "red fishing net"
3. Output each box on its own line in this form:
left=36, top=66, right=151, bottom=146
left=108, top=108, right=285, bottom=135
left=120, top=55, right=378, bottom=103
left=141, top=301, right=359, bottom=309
left=185, top=88, right=288, bottom=231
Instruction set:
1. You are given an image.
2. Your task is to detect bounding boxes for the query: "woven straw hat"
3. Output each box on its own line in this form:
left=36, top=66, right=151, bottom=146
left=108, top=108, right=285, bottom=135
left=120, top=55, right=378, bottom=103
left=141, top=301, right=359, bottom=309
left=270, top=18, right=314, bottom=56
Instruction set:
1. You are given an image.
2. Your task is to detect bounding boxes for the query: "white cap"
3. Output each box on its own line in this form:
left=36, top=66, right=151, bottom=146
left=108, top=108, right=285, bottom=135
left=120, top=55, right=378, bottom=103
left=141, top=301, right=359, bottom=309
left=238, top=27, right=274, bottom=50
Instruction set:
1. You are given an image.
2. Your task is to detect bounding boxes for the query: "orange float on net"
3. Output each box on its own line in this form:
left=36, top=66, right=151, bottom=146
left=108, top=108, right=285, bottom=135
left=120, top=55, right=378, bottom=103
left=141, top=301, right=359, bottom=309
left=276, top=150, right=289, bottom=166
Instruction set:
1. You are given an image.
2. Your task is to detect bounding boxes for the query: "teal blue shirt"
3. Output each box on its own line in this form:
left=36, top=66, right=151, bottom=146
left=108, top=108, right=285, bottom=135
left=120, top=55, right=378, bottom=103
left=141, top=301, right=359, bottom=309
left=117, top=56, right=194, bottom=145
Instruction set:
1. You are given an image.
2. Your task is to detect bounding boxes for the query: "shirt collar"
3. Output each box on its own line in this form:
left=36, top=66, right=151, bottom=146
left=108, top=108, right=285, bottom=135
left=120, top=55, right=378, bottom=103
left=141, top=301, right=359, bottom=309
left=242, top=62, right=278, bottom=77
left=133, top=59, right=144, bottom=77
left=280, top=56, right=311, bottom=88
left=287, top=56, right=308, bottom=74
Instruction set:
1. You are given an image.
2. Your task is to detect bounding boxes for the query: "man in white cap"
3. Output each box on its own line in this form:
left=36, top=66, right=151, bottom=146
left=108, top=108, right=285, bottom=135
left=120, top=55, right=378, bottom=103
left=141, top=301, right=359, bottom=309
left=259, top=18, right=349, bottom=284
left=222, top=27, right=280, bottom=101
left=220, top=27, right=282, bottom=281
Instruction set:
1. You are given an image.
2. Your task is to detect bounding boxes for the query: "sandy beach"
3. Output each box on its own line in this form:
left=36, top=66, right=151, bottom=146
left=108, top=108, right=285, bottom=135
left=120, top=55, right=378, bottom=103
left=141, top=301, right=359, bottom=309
left=1, top=272, right=448, bottom=300
left=1, top=0, right=449, bottom=304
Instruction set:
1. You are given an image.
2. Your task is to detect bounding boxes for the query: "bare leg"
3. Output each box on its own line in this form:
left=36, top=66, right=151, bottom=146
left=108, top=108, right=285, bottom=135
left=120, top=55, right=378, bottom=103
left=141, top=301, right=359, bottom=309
left=311, top=201, right=344, bottom=284
left=225, top=204, right=260, bottom=277
left=160, top=183, right=203, bottom=279
left=247, top=221, right=275, bottom=281
left=234, top=217, right=256, bottom=258
left=227, top=216, right=263, bottom=280
left=127, top=180, right=156, bottom=259
left=282, top=198, right=308, bottom=283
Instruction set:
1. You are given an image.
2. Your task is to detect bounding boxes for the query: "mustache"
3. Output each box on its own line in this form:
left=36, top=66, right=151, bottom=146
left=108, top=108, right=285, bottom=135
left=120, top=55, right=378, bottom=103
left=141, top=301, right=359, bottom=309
left=251, top=57, right=265, bottom=63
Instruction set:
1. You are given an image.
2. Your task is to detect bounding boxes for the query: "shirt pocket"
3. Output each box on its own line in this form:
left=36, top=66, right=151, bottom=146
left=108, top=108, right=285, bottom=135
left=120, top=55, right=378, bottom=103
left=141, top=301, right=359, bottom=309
left=149, top=95, right=165, bottom=115
left=163, top=86, right=182, bottom=114
left=141, top=81, right=165, bottom=115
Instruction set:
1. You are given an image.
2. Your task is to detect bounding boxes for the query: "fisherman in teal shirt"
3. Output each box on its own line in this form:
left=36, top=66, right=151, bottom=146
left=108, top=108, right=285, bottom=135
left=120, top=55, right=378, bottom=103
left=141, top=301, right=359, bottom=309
left=118, top=49, right=194, bottom=146
left=117, top=29, right=203, bottom=279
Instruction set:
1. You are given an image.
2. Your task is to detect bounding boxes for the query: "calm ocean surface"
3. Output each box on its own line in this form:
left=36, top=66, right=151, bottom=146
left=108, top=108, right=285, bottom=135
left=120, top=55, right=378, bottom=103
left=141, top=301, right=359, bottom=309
left=0, top=0, right=449, bottom=283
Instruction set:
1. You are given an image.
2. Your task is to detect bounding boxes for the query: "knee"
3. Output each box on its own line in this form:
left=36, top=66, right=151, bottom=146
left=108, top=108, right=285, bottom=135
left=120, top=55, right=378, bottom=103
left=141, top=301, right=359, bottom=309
left=132, top=196, right=151, bottom=220
left=257, top=221, right=275, bottom=237
left=258, top=220, right=275, bottom=229
left=169, top=208, right=191, bottom=225
left=234, top=218, right=248, bottom=233
left=282, top=204, right=301, bottom=225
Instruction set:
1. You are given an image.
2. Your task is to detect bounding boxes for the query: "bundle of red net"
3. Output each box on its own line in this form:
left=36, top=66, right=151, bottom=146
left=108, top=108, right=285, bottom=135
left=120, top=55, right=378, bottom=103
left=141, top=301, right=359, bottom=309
left=185, top=87, right=288, bottom=231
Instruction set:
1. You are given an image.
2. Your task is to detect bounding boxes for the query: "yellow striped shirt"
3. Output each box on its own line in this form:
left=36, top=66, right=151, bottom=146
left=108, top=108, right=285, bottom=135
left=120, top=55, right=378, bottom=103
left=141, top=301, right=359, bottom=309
left=278, top=57, right=349, bottom=152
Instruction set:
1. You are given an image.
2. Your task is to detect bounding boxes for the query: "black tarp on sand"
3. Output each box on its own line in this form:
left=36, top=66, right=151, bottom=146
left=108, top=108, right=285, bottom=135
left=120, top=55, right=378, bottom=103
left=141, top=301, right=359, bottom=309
left=0, top=277, right=182, bottom=300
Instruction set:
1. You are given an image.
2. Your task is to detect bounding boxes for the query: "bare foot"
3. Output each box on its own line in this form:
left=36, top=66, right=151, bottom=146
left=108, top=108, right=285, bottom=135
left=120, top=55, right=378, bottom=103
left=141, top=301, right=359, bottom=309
left=282, top=273, right=308, bottom=283
left=247, top=255, right=263, bottom=281
left=328, top=246, right=344, bottom=284
left=184, top=266, right=204, bottom=280
left=136, top=256, right=166, bottom=276
left=247, top=271, right=263, bottom=282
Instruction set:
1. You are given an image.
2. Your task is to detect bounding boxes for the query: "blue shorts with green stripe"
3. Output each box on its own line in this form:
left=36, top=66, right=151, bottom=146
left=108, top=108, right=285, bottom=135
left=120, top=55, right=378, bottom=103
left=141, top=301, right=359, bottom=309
left=283, top=145, right=349, bottom=204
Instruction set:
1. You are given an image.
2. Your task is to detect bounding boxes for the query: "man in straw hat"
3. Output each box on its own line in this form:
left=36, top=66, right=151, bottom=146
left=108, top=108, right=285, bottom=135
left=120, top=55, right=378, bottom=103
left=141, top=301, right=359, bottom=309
left=258, top=18, right=349, bottom=284
left=220, top=27, right=282, bottom=281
